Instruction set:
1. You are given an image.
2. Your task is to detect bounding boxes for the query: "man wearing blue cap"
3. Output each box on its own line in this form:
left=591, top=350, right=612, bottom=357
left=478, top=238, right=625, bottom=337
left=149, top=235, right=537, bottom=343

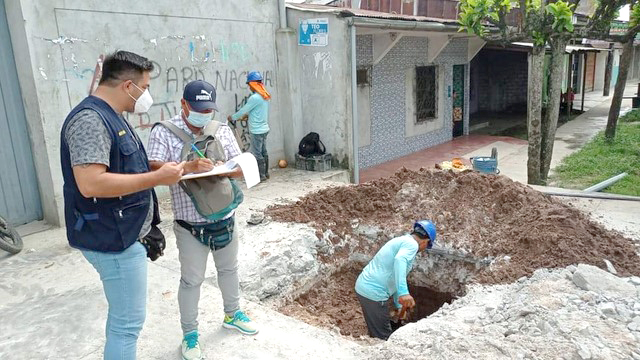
left=355, top=220, right=436, bottom=340
left=228, top=71, right=271, bottom=181
left=148, top=80, right=258, bottom=360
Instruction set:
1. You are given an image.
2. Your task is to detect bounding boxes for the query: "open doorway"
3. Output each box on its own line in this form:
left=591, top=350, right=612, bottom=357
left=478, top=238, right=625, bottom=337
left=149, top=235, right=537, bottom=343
left=452, top=64, right=465, bottom=137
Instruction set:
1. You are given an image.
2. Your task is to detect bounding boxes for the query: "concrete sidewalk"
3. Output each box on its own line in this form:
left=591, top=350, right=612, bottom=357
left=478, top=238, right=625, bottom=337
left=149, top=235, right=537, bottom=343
left=464, top=84, right=637, bottom=183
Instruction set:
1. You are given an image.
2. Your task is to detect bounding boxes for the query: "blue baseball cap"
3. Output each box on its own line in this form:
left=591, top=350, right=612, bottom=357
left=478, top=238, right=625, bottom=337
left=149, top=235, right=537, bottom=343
left=183, top=80, right=218, bottom=112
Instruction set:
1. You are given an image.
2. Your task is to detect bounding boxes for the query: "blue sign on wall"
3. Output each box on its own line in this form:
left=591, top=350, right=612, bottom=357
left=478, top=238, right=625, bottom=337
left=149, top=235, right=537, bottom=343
left=299, top=18, right=328, bottom=47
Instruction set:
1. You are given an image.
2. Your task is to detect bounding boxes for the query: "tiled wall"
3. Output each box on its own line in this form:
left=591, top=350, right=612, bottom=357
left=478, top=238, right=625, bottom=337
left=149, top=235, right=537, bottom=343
left=356, top=35, right=470, bottom=168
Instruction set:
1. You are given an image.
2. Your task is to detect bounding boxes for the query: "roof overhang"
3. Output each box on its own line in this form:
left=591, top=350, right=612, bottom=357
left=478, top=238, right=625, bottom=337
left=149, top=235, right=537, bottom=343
left=287, top=3, right=462, bottom=33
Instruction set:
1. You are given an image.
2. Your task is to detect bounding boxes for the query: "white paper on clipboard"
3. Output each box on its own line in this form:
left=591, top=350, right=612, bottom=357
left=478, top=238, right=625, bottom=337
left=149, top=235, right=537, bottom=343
left=180, top=153, right=260, bottom=188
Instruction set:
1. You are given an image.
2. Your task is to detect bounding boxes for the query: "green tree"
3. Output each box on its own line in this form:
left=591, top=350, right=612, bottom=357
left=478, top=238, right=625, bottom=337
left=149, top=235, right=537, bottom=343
left=459, top=0, right=576, bottom=185
left=459, top=0, right=633, bottom=183
left=605, top=2, right=640, bottom=140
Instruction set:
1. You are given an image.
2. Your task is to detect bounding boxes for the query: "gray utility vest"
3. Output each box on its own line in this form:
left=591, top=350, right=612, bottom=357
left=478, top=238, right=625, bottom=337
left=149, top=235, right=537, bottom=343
left=153, top=120, right=243, bottom=222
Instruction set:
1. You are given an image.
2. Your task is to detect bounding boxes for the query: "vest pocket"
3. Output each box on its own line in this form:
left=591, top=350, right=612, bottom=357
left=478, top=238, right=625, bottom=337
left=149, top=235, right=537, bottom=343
left=119, top=136, right=147, bottom=174
left=112, top=200, right=149, bottom=248
left=119, top=137, right=138, bottom=155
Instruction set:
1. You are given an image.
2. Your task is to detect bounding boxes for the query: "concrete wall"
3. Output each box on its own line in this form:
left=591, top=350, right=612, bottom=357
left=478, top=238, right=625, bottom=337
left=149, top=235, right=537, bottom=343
left=286, top=9, right=353, bottom=169
left=5, top=0, right=283, bottom=225
left=629, top=46, right=640, bottom=80
left=470, top=49, right=528, bottom=114
left=594, top=51, right=608, bottom=92
left=356, top=34, right=373, bottom=148
left=612, top=49, right=620, bottom=87
left=356, top=35, right=470, bottom=168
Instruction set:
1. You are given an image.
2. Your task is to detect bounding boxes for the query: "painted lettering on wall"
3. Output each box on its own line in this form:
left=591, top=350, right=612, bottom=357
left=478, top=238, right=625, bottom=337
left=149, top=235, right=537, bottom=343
left=164, top=66, right=206, bottom=93
left=70, top=52, right=273, bottom=142
left=226, top=93, right=251, bottom=152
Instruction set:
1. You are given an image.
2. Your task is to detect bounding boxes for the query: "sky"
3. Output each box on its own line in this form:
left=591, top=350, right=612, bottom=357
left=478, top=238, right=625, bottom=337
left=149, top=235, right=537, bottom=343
left=618, top=4, right=630, bottom=22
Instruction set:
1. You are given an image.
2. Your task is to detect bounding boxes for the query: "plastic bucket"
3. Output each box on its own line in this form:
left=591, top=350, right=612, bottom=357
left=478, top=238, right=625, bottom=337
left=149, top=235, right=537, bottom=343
left=470, top=156, right=499, bottom=174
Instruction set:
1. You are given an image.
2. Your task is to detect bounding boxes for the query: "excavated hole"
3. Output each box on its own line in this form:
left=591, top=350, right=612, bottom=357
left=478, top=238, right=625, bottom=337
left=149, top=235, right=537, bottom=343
left=278, top=261, right=462, bottom=338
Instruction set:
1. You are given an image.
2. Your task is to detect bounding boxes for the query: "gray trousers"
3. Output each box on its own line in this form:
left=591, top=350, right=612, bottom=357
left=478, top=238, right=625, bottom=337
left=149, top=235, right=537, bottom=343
left=174, top=221, right=240, bottom=335
left=357, top=293, right=392, bottom=340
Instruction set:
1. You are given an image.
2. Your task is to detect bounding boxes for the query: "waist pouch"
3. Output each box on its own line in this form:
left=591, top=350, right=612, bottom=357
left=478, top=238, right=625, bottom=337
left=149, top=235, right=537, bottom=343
left=177, top=217, right=234, bottom=251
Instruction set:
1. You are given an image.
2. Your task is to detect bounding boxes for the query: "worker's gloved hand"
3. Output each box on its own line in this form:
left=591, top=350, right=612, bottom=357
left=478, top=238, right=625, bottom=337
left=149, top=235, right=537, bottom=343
left=398, top=294, right=416, bottom=310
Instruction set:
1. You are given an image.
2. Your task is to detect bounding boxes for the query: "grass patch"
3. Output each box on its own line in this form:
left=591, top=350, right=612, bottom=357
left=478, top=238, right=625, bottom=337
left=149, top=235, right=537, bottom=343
left=551, top=123, right=640, bottom=196
left=619, top=109, right=640, bottom=123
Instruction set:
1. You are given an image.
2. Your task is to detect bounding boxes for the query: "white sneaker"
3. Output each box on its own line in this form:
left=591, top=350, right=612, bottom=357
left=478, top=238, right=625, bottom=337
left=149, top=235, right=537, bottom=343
left=181, top=331, right=202, bottom=360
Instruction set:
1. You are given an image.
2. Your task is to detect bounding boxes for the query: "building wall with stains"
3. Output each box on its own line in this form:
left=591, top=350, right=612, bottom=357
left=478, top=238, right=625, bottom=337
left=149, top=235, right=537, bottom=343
left=5, top=0, right=283, bottom=225
left=283, top=9, right=472, bottom=172
left=286, top=9, right=353, bottom=170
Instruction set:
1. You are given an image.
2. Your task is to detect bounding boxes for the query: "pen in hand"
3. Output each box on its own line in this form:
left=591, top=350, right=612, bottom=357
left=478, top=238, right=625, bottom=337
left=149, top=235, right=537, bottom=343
left=191, top=144, right=206, bottom=159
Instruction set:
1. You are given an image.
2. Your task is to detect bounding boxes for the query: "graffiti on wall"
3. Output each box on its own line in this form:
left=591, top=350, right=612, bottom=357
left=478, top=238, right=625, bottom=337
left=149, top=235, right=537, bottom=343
left=227, top=93, right=252, bottom=152
left=63, top=46, right=272, bottom=152
left=302, top=52, right=332, bottom=81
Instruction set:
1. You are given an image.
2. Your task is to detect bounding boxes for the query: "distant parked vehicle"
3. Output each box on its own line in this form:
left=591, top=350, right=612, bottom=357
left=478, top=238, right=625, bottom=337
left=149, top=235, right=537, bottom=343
left=0, top=215, right=22, bottom=254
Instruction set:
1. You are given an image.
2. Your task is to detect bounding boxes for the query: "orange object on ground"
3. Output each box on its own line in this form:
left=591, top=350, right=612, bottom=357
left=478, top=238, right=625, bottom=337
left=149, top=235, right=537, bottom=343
left=452, top=158, right=464, bottom=169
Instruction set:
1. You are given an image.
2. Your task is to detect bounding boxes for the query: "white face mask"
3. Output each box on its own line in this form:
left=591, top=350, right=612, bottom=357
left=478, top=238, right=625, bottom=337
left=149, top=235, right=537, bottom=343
left=128, top=82, right=153, bottom=114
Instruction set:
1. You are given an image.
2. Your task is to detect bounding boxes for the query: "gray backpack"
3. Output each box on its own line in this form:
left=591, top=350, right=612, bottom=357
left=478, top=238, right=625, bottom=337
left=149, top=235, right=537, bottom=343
left=154, top=121, right=243, bottom=221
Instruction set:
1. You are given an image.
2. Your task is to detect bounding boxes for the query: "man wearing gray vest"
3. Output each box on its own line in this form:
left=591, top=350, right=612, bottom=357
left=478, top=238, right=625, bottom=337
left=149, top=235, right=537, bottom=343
left=147, top=80, right=258, bottom=360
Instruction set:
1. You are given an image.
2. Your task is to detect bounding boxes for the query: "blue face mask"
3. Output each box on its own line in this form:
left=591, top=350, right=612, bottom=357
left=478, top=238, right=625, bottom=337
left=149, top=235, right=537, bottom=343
left=185, top=109, right=214, bottom=128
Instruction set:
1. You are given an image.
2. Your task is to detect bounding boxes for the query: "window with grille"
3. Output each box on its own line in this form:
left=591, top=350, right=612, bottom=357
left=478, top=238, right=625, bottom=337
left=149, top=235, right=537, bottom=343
left=415, top=66, right=438, bottom=123
left=357, top=67, right=370, bottom=86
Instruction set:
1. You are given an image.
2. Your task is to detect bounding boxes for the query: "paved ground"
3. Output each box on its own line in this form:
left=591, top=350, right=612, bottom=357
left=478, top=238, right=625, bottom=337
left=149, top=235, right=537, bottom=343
left=0, top=169, right=371, bottom=360
left=359, top=135, right=527, bottom=183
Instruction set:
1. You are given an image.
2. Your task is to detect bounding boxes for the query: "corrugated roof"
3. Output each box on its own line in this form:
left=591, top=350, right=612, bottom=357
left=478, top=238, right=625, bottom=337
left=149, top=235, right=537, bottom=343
left=512, top=42, right=606, bottom=53
left=286, top=3, right=460, bottom=25
left=286, top=0, right=337, bottom=5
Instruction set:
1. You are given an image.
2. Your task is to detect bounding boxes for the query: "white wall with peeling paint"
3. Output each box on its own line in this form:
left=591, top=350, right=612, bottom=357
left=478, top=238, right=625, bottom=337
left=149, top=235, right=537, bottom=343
left=594, top=51, right=608, bottom=92
left=286, top=9, right=353, bottom=169
left=5, top=0, right=284, bottom=225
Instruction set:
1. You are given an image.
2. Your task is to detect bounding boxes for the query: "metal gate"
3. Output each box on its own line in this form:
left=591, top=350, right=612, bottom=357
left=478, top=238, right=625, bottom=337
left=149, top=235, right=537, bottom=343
left=0, top=0, right=42, bottom=225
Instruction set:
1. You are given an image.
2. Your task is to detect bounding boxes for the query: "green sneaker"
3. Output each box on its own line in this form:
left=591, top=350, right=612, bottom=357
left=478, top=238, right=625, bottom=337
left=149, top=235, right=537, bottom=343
left=223, top=310, right=259, bottom=335
left=181, top=331, right=202, bottom=360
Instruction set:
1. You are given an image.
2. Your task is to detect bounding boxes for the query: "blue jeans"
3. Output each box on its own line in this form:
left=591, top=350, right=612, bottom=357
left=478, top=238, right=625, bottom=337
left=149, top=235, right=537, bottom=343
left=82, top=242, right=147, bottom=360
left=249, top=132, right=268, bottom=179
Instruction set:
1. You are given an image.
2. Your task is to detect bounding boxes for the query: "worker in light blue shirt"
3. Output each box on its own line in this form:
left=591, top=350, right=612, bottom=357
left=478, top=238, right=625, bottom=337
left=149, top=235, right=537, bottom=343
left=355, top=220, right=436, bottom=340
left=228, top=71, right=271, bottom=181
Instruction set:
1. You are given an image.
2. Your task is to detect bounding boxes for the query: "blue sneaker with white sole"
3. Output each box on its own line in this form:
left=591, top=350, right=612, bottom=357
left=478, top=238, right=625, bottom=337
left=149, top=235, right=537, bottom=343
left=181, top=331, right=202, bottom=360
left=223, top=310, right=259, bottom=335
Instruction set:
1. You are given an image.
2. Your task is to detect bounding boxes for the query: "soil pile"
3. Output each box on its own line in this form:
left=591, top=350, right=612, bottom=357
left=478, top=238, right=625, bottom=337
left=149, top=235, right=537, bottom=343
left=267, top=168, right=640, bottom=284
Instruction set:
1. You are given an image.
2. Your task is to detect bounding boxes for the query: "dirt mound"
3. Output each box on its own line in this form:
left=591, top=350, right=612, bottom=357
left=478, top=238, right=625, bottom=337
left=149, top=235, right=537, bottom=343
left=267, top=168, right=640, bottom=284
